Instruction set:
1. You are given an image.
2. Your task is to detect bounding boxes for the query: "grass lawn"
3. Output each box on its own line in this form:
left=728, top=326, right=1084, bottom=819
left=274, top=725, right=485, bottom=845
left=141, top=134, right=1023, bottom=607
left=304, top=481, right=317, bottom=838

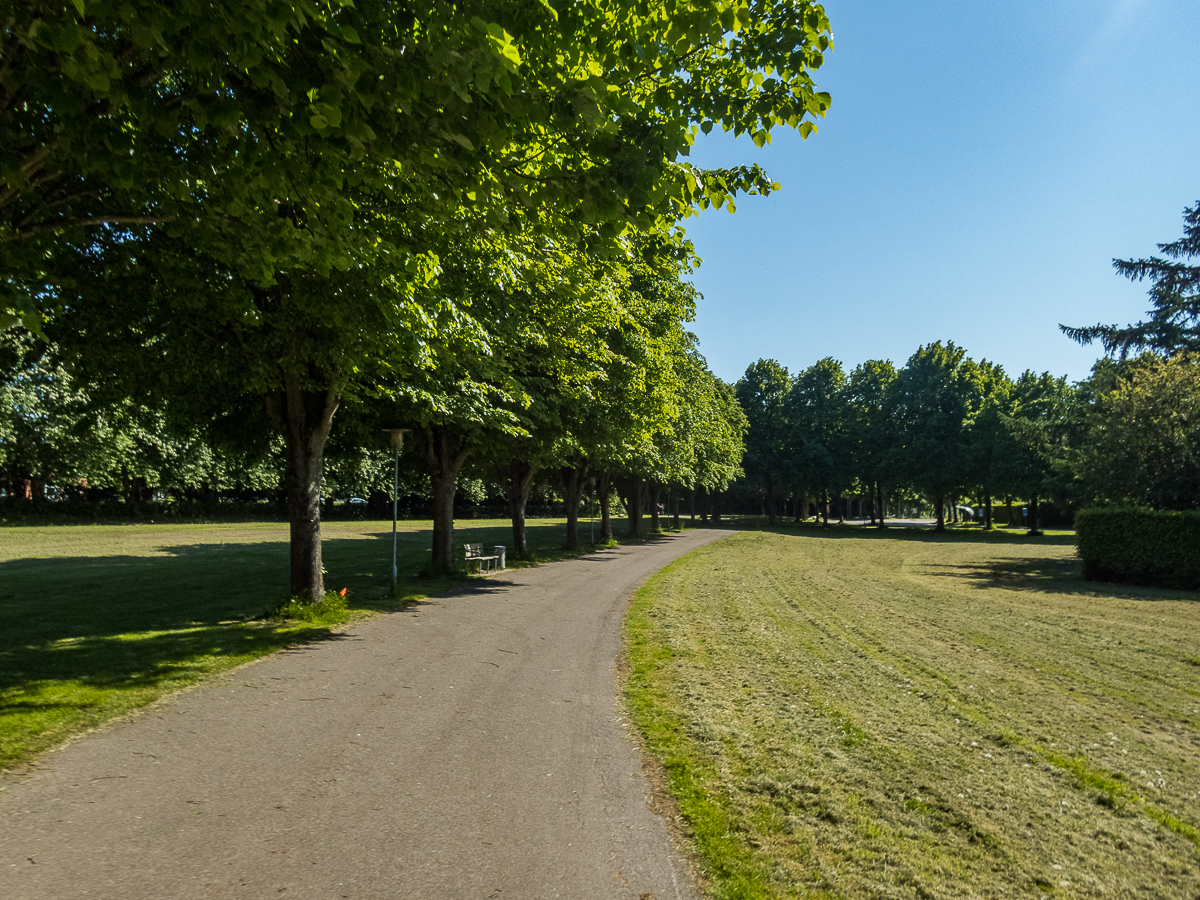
left=0, top=517, right=598, bottom=771
left=625, top=526, right=1200, bottom=899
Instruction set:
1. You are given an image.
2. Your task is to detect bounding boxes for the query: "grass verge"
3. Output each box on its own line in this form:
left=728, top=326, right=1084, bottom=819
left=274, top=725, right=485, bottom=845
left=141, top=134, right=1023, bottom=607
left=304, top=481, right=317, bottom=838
left=624, top=527, right=1200, bottom=899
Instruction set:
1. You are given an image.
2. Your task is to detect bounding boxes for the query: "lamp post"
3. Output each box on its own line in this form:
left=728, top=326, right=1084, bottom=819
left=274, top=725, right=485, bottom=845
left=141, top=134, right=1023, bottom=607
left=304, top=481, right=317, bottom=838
left=384, top=428, right=411, bottom=594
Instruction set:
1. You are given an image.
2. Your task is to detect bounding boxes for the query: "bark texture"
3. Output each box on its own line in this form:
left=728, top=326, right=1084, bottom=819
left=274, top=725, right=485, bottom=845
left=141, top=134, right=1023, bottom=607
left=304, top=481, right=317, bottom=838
left=505, top=457, right=537, bottom=559
left=266, top=376, right=340, bottom=600
left=561, top=463, right=588, bottom=550
left=424, top=427, right=470, bottom=576
left=620, top=479, right=649, bottom=537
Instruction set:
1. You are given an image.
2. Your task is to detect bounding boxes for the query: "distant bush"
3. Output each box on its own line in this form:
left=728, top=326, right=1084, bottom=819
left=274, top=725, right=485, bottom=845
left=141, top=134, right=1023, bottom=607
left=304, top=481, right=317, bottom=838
left=1076, top=507, right=1200, bottom=591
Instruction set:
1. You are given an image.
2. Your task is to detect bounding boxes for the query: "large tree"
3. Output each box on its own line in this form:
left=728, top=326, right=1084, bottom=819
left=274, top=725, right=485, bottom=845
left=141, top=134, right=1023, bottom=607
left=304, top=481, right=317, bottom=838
left=1076, top=354, right=1199, bottom=510
left=887, top=342, right=974, bottom=532
left=736, top=359, right=791, bottom=523
left=787, top=357, right=849, bottom=525
left=846, top=359, right=896, bottom=528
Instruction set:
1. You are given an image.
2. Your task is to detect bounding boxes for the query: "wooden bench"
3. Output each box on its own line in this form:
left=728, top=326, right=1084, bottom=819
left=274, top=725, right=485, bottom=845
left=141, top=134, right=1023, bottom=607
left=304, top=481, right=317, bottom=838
left=464, top=542, right=498, bottom=575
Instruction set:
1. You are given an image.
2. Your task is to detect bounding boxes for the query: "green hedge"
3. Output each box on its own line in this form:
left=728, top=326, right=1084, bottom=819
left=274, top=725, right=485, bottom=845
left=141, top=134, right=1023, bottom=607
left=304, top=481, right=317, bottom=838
left=1076, top=507, right=1200, bottom=591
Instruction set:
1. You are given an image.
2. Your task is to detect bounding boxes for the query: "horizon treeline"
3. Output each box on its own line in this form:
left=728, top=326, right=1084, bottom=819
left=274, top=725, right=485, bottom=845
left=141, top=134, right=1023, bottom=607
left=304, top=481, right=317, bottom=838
left=730, top=343, right=1200, bottom=532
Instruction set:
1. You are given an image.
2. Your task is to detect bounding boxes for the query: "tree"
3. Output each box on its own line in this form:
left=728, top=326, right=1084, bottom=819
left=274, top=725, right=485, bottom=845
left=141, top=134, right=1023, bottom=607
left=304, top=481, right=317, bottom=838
left=787, top=357, right=849, bottom=525
left=887, top=342, right=974, bottom=531
left=1076, top=354, right=1200, bottom=510
left=846, top=359, right=896, bottom=528
left=736, top=359, right=791, bottom=523
left=1001, top=371, right=1076, bottom=534
left=963, top=365, right=1015, bottom=529
left=1062, top=200, right=1200, bottom=357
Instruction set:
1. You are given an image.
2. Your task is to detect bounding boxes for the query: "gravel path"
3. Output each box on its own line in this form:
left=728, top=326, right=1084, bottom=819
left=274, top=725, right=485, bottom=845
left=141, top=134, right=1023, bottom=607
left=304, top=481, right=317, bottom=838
left=1, top=528, right=731, bottom=900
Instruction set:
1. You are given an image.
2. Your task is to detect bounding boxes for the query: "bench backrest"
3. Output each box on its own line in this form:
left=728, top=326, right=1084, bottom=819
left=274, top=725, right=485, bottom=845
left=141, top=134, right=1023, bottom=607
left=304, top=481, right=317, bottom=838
left=464, top=543, right=484, bottom=557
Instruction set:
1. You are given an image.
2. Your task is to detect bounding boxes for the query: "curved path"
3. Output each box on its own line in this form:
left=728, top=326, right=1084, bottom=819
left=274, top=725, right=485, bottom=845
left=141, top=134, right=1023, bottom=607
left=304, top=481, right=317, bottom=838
left=1, top=527, right=733, bottom=900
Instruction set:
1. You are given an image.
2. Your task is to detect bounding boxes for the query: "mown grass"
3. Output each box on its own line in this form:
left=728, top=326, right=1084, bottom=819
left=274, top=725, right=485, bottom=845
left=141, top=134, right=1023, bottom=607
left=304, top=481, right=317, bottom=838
left=624, top=526, right=1200, bottom=899
left=0, top=517, right=612, bottom=771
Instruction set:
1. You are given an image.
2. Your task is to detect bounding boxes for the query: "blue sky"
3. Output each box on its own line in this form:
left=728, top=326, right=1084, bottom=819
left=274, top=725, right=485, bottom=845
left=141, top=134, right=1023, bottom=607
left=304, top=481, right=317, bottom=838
left=681, top=0, right=1200, bottom=386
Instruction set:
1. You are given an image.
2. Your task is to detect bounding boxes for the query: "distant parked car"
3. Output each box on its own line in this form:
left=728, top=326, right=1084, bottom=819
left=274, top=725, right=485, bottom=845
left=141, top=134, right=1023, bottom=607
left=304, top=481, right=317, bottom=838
left=348, top=497, right=367, bottom=504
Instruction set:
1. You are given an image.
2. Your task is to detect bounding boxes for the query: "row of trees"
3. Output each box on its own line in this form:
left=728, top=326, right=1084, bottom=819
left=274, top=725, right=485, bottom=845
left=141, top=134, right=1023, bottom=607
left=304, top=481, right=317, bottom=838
left=735, top=345, right=1070, bottom=532
left=734, top=347, right=1200, bottom=532
left=2, top=0, right=835, bottom=595
left=1, top=258, right=748, bottom=554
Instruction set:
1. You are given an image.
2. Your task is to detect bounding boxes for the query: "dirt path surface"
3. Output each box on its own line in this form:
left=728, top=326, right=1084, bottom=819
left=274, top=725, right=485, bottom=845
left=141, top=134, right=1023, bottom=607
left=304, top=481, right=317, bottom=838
left=1, top=529, right=732, bottom=900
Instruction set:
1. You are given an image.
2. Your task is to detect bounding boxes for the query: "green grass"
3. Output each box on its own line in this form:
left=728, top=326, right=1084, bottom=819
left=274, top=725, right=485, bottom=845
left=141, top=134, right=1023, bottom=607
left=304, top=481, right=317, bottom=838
left=0, top=517, right=621, bottom=770
left=624, top=526, right=1200, bottom=899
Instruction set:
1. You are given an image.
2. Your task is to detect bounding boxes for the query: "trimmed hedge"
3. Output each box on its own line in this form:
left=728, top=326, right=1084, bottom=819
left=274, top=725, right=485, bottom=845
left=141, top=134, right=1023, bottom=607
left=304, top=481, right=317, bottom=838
left=1076, top=507, right=1200, bottom=591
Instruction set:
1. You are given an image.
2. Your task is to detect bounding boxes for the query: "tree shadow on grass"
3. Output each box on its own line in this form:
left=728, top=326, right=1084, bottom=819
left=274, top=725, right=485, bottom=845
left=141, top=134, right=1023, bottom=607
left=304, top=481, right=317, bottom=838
left=915, top=556, right=1197, bottom=603
left=0, top=521, right=577, bottom=699
left=742, top=521, right=1078, bottom=547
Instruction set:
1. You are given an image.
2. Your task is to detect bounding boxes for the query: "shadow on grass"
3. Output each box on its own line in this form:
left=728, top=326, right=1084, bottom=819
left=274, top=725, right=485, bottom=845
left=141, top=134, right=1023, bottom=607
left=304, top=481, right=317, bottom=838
left=918, top=556, right=1197, bottom=602
left=0, top=521, right=576, bottom=729
left=726, top=518, right=1078, bottom=547
left=710, top=520, right=1199, bottom=602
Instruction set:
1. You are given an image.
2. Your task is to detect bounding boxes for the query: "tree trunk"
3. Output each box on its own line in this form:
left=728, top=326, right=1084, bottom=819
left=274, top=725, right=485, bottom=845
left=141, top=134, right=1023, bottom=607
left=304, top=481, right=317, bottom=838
left=505, top=457, right=537, bottom=559
left=876, top=481, right=886, bottom=530
left=1006, top=495, right=1016, bottom=526
left=671, top=489, right=681, bottom=530
left=984, top=493, right=993, bottom=530
left=561, top=463, right=588, bottom=550
left=423, top=426, right=470, bottom=576
left=934, top=493, right=946, bottom=532
left=598, top=472, right=613, bottom=542
left=266, top=377, right=341, bottom=600
left=1028, top=494, right=1041, bottom=535
left=821, top=490, right=829, bottom=527
left=689, top=488, right=696, bottom=524
left=621, top=479, right=648, bottom=537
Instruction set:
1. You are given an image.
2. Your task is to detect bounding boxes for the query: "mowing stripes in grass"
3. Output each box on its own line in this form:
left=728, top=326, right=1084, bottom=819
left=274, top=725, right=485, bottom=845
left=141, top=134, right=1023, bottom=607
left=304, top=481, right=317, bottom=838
left=623, top=529, right=1200, bottom=899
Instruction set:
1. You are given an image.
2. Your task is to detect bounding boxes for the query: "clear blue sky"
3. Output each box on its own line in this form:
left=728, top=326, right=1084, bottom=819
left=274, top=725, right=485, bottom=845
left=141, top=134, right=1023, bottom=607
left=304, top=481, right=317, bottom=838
left=682, top=0, right=1200, bottom=386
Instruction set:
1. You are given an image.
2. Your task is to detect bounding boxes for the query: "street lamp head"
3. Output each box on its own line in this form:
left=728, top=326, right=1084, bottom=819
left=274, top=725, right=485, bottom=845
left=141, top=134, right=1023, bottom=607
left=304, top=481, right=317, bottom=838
left=384, top=427, right=412, bottom=451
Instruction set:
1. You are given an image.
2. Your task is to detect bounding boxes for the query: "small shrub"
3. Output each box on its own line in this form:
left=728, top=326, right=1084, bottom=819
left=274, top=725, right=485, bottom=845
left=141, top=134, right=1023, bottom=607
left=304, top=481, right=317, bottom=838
left=1076, top=507, right=1200, bottom=590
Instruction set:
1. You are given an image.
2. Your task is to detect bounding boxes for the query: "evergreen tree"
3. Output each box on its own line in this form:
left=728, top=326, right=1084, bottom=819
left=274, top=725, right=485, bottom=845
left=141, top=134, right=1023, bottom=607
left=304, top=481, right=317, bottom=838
left=1062, top=200, right=1200, bottom=356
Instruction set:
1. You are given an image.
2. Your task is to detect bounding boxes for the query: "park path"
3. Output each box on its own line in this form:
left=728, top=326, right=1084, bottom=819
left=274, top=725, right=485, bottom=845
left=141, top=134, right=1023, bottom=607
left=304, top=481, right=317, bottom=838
left=1, top=528, right=733, bottom=900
